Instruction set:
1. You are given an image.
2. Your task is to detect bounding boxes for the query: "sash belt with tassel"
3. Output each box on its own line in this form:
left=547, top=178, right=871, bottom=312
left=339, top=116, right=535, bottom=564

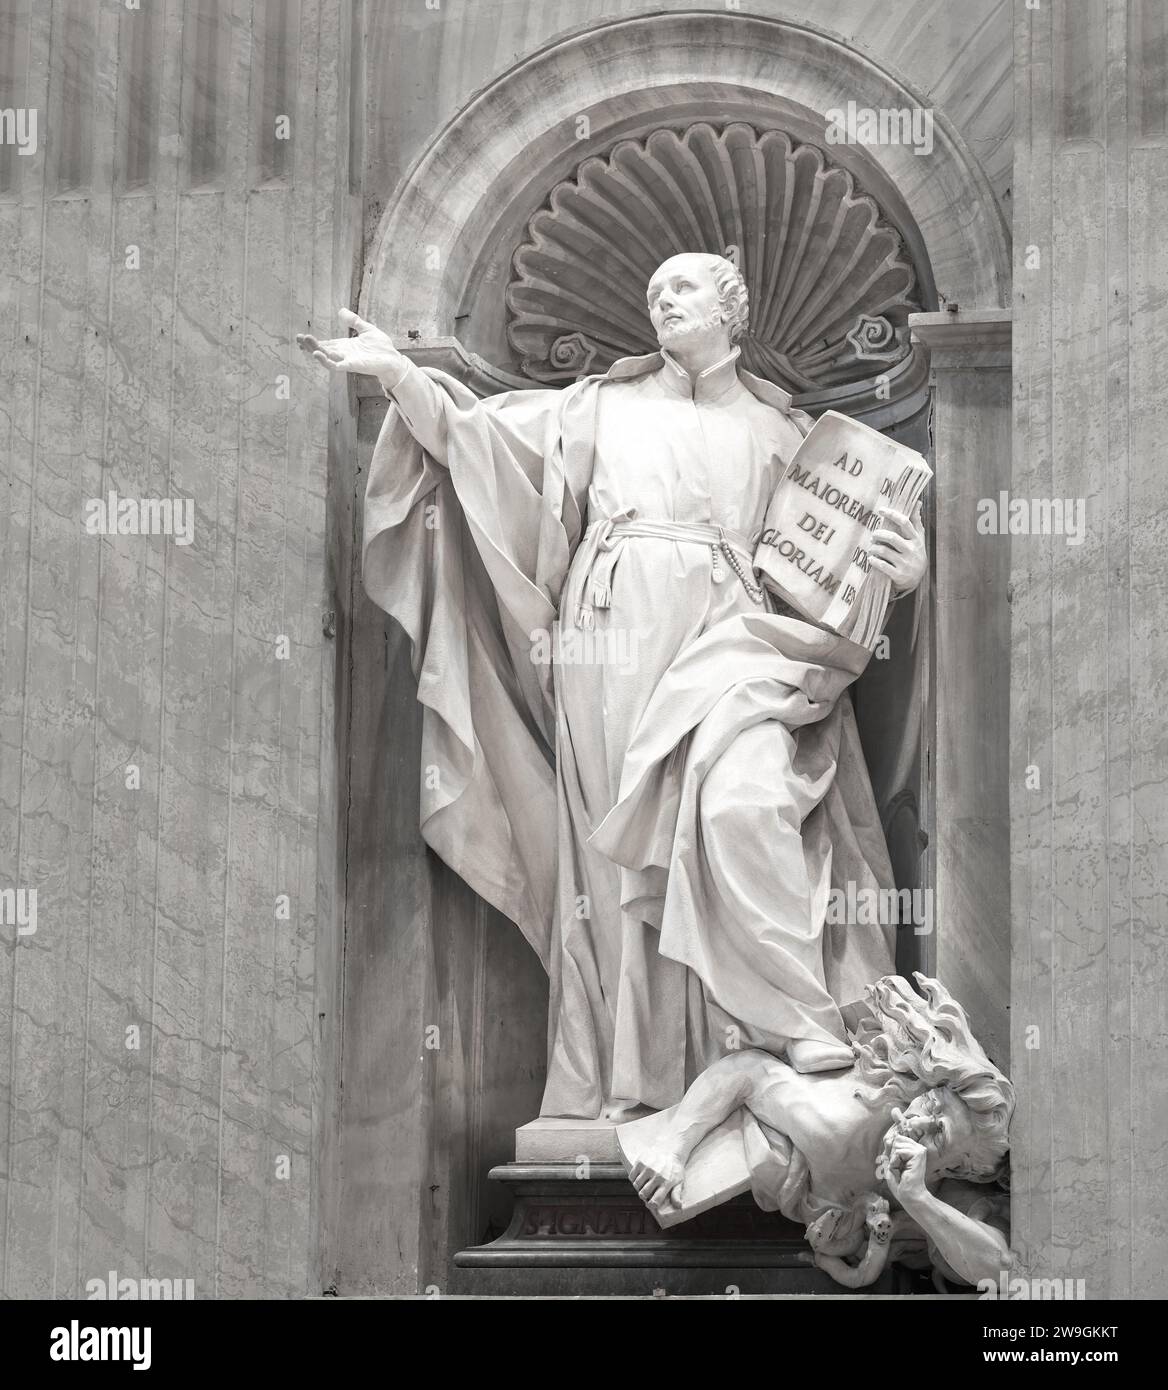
left=564, top=512, right=764, bottom=630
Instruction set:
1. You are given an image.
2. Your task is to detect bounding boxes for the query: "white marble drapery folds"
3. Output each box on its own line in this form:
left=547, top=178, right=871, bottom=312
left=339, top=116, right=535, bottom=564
left=363, top=349, right=897, bottom=1117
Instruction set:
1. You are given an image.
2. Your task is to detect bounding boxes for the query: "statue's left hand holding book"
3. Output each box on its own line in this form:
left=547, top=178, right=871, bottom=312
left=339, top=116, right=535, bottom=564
left=754, top=411, right=932, bottom=650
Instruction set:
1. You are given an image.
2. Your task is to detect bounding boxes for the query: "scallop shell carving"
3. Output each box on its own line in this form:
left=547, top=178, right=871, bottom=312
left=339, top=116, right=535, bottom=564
left=506, top=123, right=922, bottom=394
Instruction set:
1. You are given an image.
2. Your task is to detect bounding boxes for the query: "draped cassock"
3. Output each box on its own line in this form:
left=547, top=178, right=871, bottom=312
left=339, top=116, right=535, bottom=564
left=363, top=346, right=897, bottom=1119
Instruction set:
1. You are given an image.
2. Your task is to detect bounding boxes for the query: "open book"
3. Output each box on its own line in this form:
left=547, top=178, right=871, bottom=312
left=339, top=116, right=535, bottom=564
left=616, top=1107, right=754, bottom=1229
left=754, top=411, right=932, bottom=650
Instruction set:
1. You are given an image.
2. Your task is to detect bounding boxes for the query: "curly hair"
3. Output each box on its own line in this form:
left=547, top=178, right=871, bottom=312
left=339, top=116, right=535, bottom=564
left=853, top=973, right=1014, bottom=1184
left=706, top=254, right=750, bottom=342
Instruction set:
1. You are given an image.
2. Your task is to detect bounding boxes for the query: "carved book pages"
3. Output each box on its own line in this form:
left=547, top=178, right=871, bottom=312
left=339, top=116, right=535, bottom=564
left=616, top=1109, right=754, bottom=1229
left=754, top=411, right=933, bottom=650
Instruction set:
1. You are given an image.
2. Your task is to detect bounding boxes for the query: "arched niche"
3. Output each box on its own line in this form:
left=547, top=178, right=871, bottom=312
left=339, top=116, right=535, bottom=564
left=362, top=10, right=1010, bottom=421
left=335, top=11, right=1013, bottom=1291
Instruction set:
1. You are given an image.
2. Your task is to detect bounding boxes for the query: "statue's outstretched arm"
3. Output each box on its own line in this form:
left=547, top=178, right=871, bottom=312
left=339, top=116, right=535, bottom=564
left=298, top=307, right=454, bottom=464
left=298, top=307, right=405, bottom=382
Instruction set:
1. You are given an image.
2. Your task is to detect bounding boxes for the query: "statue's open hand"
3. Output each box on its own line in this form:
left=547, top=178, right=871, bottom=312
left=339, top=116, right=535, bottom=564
left=630, top=1148, right=685, bottom=1216
left=883, top=1132, right=929, bottom=1205
left=296, top=308, right=403, bottom=382
left=869, top=505, right=927, bottom=596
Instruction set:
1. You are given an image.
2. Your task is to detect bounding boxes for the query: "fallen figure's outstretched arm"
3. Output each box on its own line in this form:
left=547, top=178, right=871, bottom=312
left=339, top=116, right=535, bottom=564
left=627, top=1050, right=774, bottom=1213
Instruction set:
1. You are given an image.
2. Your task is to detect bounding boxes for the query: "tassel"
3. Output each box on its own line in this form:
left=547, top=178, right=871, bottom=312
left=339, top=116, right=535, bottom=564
left=576, top=605, right=595, bottom=631
left=591, top=580, right=611, bottom=608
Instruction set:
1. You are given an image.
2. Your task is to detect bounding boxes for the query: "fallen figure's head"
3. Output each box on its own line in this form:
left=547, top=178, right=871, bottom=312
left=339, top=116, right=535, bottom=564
left=619, top=973, right=1014, bottom=1290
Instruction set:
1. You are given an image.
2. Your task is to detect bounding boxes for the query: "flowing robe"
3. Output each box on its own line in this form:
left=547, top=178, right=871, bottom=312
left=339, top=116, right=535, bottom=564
left=363, top=347, right=897, bottom=1119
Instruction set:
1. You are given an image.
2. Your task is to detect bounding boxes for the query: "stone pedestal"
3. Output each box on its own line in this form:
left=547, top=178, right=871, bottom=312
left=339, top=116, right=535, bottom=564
left=513, top=1117, right=621, bottom=1163
left=451, top=1123, right=926, bottom=1296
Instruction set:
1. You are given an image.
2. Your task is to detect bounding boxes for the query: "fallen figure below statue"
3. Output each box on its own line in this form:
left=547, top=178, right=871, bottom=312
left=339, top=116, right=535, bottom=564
left=616, top=973, right=1013, bottom=1290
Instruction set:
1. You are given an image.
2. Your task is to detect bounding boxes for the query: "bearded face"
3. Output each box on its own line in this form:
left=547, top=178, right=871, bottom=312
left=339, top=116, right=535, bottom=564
left=876, top=1086, right=981, bottom=1182
left=647, top=256, right=728, bottom=349
left=657, top=304, right=726, bottom=347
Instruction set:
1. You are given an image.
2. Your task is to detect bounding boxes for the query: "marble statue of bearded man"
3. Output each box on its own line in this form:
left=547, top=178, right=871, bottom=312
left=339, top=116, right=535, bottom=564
left=299, top=253, right=927, bottom=1120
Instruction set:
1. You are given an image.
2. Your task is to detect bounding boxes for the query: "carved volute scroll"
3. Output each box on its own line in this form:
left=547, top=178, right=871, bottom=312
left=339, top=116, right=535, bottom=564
left=506, top=123, right=924, bottom=401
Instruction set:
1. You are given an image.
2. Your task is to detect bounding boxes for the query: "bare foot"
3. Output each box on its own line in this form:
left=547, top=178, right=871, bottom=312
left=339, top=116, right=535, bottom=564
left=604, top=1099, right=655, bottom=1122
left=786, top=1039, right=854, bottom=1073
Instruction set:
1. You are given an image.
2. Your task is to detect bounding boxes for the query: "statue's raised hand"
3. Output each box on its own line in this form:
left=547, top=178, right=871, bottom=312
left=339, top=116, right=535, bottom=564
left=297, top=308, right=404, bottom=383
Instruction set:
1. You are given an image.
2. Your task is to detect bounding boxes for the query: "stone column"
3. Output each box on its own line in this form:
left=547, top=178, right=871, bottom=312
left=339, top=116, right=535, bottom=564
left=1010, top=0, right=1168, bottom=1298
left=909, top=310, right=1012, bottom=1068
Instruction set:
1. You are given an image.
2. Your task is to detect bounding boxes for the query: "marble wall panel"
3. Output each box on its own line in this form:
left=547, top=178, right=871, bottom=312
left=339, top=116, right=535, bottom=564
left=1011, top=0, right=1167, bottom=1299
left=0, top=0, right=351, bottom=1299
